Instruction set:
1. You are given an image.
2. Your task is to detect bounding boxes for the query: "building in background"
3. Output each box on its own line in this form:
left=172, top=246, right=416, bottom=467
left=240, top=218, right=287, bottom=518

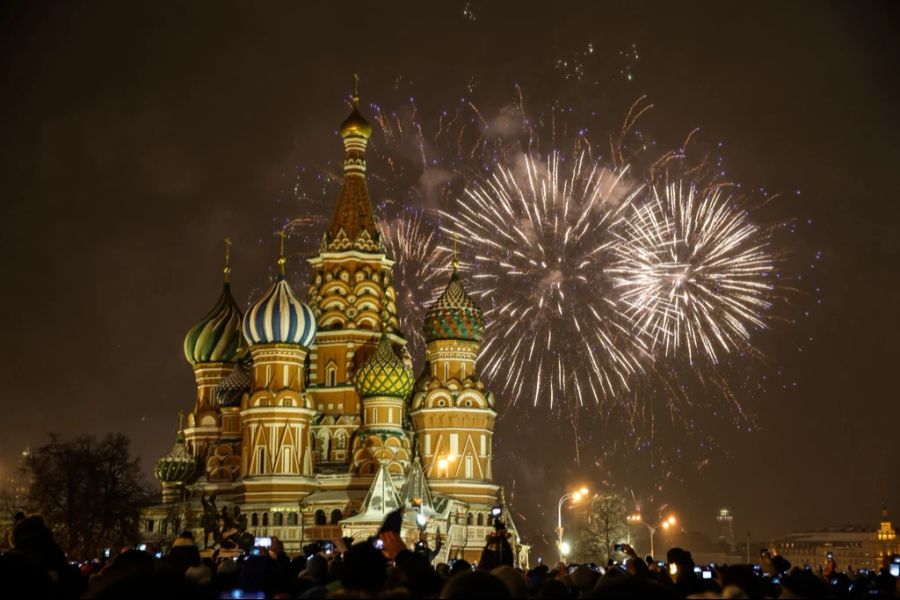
left=770, top=507, right=899, bottom=571
left=140, top=94, right=527, bottom=564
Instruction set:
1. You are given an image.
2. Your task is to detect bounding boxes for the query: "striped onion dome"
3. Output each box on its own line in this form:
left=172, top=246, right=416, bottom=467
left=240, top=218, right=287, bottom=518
left=355, top=334, right=414, bottom=398
left=423, top=267, right=484, bottom=343
left=242, top=275, right=317, bottom=347
left=153, top=431, right=199, bottom=484
left=215, top=358, right=251, bottom=408
left=183, top=283, right=244, bottom=365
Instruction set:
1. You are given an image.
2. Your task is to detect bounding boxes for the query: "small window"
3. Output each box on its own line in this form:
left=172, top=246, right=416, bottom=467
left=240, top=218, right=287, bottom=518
left=251, top=513, right=259, bottom=526
left=283, top=450, right=292, bottom=473
left=262, top=512, right=269, bottom=526
left=467, top=513, right=473, bottom=526
left=444, top=363, right=449, bottom=381
left=315, top=510, right=326, bottom=526
left=146, top=519, right=154, bottom=533
left=288, top=512, right=298, bottom=526
left=161, top=520, right=168, bottom=535
left=466, top=455, right=473, bottom=478
left=327, top=366, right=337, bottom=387
left=274, top=512, right=283, bottom=526
left=330, top=509, right=343, bottom=524
left=477, top=513, right=484, bottom=526
left=257, top=448, right=266, bottom=474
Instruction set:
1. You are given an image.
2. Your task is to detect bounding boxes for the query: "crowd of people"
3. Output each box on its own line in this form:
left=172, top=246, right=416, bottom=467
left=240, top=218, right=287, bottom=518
left=2, top=512, right=898, bottom=598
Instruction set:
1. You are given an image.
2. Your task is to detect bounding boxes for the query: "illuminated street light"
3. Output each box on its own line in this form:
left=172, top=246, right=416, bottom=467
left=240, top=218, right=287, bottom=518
left=627, top=512, right=680, bottom=559
left=556, top=486, right=589, bottom=562
left=560, top=541, right=571, bottom=558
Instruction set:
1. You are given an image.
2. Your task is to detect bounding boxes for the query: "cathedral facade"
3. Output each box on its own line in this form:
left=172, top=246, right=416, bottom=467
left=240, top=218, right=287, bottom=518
left=142, top=96, right=528, bottom=565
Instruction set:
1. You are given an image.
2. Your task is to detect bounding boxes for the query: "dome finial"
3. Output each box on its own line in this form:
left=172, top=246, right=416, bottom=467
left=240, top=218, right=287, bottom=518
left=276, top=230, right=287, bottom=276
left=176, top=411, right=185, bottom=443
left=353, top=72, right=360, bottom=105
left=451, top=234, right=459, bottom=274
left=223, top=237, right=232, bottom=282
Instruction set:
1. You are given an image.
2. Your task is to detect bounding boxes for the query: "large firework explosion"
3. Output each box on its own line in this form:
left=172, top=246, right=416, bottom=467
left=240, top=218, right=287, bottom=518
left=611, top=181, right=774, bottom=364
left=440, top=150, right=649, bottom=407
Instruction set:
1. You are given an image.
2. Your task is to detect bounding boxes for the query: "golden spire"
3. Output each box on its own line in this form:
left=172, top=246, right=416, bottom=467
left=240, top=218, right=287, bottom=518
left=277, top=230, right=287, bottom=275
left=177, top=410, right=184, bottom=431
left=353, top=72, right=360, bottom=104
left=223, top=237, right=232, bottom=282
left=451, top=234, right=460, bottom=273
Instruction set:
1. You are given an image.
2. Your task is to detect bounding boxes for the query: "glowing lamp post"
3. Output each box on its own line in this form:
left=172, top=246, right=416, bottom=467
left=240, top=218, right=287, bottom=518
left=627, top=513, right=677, bottom=559
left=556, top=486, right=589, bottom=562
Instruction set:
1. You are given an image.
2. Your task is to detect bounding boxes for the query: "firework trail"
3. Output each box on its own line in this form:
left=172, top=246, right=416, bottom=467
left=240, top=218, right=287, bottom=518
left=611, top=181, right=774, bottom=364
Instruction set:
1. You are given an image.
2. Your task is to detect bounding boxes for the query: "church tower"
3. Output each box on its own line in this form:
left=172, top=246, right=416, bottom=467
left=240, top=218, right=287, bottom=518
left=240, top=234, right=319, bottom=504
left=305, top=88, right=403, bottom=470
left=351, top=333, right=414, bottom=476
left=410, top=258, right=498, bottom=505
left=181, top=241, right=244, bottom=460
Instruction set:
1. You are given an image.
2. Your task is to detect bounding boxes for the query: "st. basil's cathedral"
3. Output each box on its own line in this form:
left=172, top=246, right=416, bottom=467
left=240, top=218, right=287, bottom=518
left=141, top=93, right=529, bottom=565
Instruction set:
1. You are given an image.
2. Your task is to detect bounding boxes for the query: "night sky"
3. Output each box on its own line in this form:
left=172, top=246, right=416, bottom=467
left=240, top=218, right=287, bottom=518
left=2, top=2, right=898, bottom=555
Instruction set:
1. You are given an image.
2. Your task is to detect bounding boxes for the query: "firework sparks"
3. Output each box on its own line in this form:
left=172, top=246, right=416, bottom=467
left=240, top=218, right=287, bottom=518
left=380, top=209, right=449, bottom=360
left=441, top=150, right=649, bottom=408
left=611, top=181, right=774, bottom=363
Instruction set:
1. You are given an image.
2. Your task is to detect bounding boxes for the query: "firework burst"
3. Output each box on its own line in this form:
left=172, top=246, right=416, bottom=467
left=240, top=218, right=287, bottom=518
left=611, top=181, right=774, bottom=363
left=442, top=150, right=650, bottom=408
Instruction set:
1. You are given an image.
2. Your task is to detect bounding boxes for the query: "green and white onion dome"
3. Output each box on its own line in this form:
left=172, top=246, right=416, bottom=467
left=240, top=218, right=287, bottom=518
left=183, top=283, right=244, bottom=365
left=153, top=432, right=199, bottom=484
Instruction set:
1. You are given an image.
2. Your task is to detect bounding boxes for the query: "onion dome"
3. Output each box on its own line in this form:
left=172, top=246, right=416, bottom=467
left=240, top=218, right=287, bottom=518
left=153, top=431, right=199, bottom=484
left=424, top=263, right=484, bottom=343
left=355, top=334, right=414, bottom=398
left=340, top=98, right=372, bottom=139
left=216, top=359, right=251, bottom=408
left=183, top=282, right=244, bottom=365
left=243, top=232, right=318, bottom=347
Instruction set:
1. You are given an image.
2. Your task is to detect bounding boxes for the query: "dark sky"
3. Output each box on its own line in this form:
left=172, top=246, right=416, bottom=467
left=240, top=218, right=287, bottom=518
left=2, top=2, right=898, bottom=555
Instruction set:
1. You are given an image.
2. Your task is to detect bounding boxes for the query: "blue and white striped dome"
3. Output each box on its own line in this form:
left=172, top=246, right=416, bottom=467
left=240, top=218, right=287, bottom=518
left=243, top=275, right=317, bottom=347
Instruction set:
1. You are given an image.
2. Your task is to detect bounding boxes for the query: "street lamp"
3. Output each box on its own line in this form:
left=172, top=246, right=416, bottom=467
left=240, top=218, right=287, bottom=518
left=556, top=486, right=589, bottom=561
left=436, top=454, right=457, bottom=476
left=627, top=513, right=677, bottom=559
left=560, top=541, right=572, bottom=560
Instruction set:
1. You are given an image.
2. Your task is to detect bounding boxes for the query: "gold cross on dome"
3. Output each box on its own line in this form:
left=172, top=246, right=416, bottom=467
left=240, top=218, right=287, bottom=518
left=223, top=237, right=232, bottom=282
left=277, top=230, right=287, bottom=274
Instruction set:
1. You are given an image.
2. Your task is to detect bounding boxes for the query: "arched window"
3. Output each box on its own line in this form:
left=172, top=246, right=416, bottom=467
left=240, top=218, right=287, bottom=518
left=251, top=513, right=259, bottom=527
left=327, top=364, right=337, bottom=387
left=257, top=447, right=266, bottom=474
left=330, top=509, right=343, bottom=524
left=477, top=513, right=484, bottom=526
left=288, top=512, right=298, bottom=526
left=466, top=512, right=473, bottom=526
left=274, top=512, right=283, bottom=526
left=262, top=512, right=269, bottom=526
left=314, top=510, right=326, bottom=525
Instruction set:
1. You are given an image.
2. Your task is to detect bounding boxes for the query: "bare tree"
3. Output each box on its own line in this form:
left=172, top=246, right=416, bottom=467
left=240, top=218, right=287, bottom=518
left=23, top=433, right=152, bottom=559
left=574, top=495, right=628, bottom=564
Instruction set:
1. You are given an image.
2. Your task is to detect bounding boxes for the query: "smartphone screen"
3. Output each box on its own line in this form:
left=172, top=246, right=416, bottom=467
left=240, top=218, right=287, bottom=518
left=890, top=563, right=899, bottom=577
left=702, top=570, right=712, bottom=580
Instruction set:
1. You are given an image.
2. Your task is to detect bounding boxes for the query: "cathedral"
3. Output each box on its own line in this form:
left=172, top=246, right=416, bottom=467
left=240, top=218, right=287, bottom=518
left=141, top=93, right=528, bottom=565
